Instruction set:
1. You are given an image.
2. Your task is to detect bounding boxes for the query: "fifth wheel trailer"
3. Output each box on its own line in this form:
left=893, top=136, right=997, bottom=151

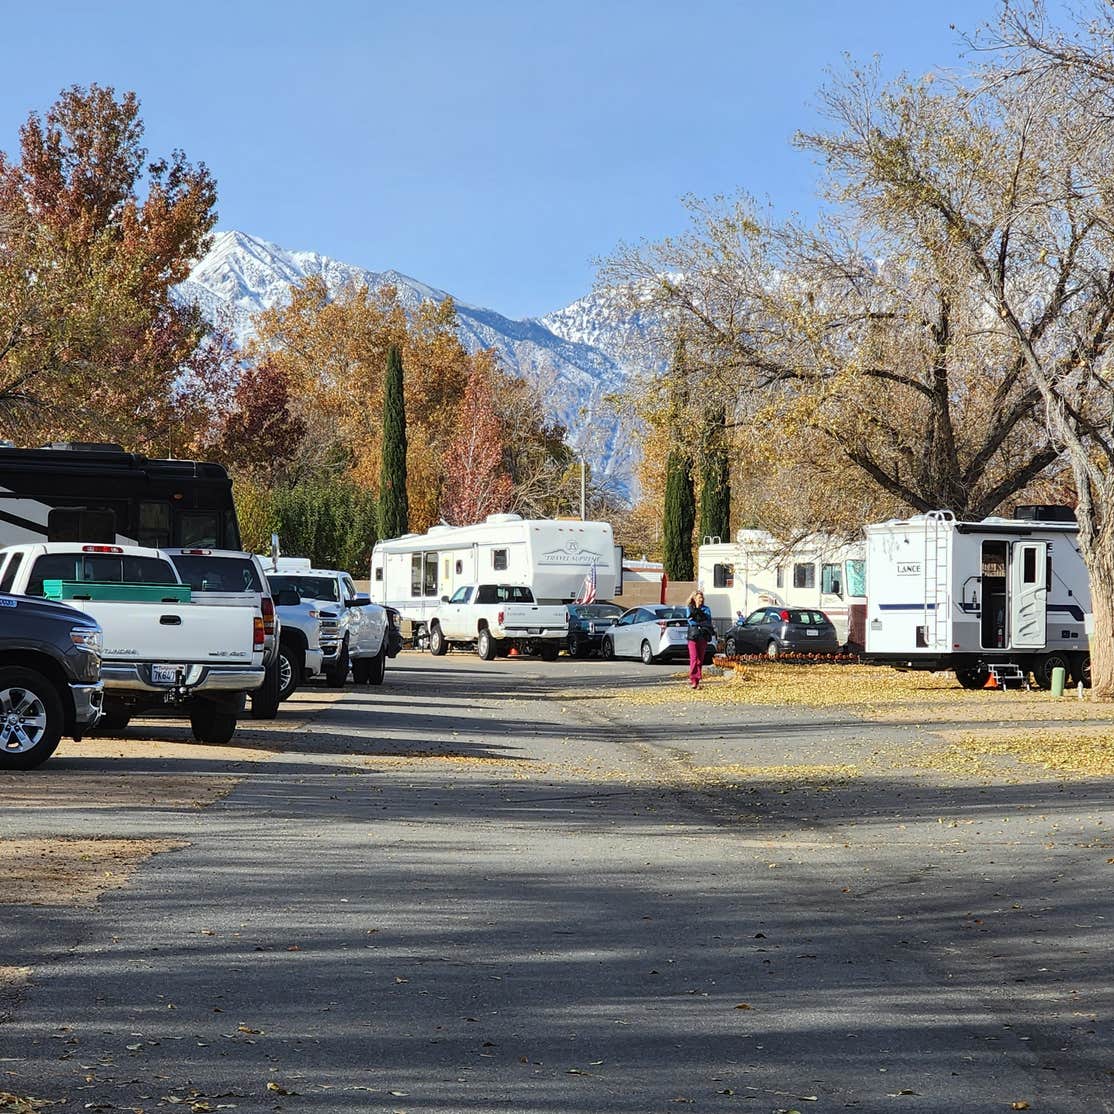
left=864, top=508, right=1091, bottom=689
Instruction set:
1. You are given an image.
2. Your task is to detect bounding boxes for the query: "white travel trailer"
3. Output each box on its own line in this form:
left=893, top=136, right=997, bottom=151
left=369, top=515, right=621, bottom=630
left=865, top=508, right=1090, bottom=689
left=698, top=530, right=867, bottom=647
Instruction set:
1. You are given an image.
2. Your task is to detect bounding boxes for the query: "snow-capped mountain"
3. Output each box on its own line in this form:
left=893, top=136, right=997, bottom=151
left=178, top=231, right=642, bottom=491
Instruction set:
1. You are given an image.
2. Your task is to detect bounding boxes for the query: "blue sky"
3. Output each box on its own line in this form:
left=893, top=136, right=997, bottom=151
left=0, top=0, right=1030, bottom=318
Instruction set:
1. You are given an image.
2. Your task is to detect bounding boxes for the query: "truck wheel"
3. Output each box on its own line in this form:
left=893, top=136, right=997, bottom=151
left=190, top=702, right=238, bottom=745
left=1032, top=651, right=1072, bottom=691
left=538, top=642, right=559, bottom=661
left=325, top=640, right=350, bottom=687
left=250, top=657, right=282, bottom=719
left=640, top=640, right=656, bottom=665
left=277, top=642, right=301, bottom=702
left=477, top=628, right=497, bottom=661
left=954, top=665, right=990, bottom=689
left=351, top=657, right=369, bottom=684
left=368, top=644, right=387, bottom=685
left=429, top=624, right=448, bottom=656
left=0, top=667, right=63, bottom=770
left=98, top=706, right=132, bottom=733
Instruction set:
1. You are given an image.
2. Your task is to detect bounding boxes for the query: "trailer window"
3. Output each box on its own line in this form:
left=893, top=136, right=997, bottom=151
left=455, top=559, right=464, bottom=575
left=1022, top=546, right=1037, bottom=584
left=47, top=507, right=116, bottom=544
left=138, top=501, right=171, bottom=547
left=821, top=563, right=842, bottom=596
left=423, top=552, right=438, bottom=596
left=410, top=555, right=422, bottom=597
left=713, top=563, right=734, bottom=588
left=845, top=559, right=866, bottom=597
left=374, top=566, right=383, bottom=582
left=178, top=512, right=219, bottom=548
left=793, top=562, right=815, bottom=589
left=776, top=565, right=784, bottom=589
left=492, top=548, right=508, bottom=571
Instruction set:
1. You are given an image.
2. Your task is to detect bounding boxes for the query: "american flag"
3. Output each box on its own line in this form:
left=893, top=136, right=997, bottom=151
left=576, top=563, right=597, bottom=604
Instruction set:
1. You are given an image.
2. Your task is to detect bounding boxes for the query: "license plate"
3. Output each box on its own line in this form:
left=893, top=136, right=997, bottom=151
left=527, top=628, right=541, bottom=635
left=151, top=665, right=181, bottom=684
left=806, top=630, right=819, bottom=637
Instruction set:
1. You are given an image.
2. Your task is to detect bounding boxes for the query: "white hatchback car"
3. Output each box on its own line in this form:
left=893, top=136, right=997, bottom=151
left=600, top=604, right=718, bottom=664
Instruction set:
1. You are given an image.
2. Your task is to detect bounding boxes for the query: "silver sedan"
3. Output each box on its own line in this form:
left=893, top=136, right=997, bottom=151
left=600, top=605, right=717, bottom=665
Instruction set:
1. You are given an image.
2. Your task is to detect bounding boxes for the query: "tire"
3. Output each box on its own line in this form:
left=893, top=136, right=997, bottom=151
left=189, top=703, right=238, bottom=745
left=277, top=642, right=301, bottom=702
left=724, top=635, right=738, bottom=656
left=429, top=624, right=448, bottom=656
left=766, top=640, right=781, bottom=660
left=98, top=706, right=132, bottom=733
left=567, top=632, right=588, bottom=658
left=367, top=644, right=386, bottom=685
left=351, top=657, right=370, bottom=684
left=250, top=657, right=282, bottom=719
left=538, top=642, right=559, bottom=661
left=1072, top=654, right=1091, bottom=689
left=1032, top=651, right=1072, bottom=691
left=325, top=640, right=350, bottom=687
left=477, top=628, right=497, bottom=661
left=640, top=640, right=656, bottom=665
left=954, top=665, right=990, bottom=690
left=600, top=636, right=615, bottom=661
left=0, top=667, right=64, bottom=770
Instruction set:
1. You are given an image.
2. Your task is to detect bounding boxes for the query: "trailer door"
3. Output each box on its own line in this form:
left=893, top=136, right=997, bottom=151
left=1010, top=540, right=1048, bottom=649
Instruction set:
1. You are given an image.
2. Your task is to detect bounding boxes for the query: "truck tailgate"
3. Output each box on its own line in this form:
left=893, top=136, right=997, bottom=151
left=502, top=604, right=568, bottom=633
left=70, top=601, right=257, bottom=664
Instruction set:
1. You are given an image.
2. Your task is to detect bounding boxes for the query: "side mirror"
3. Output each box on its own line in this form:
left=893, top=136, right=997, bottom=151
left=440, top=595, right=450, bottom=604
left=275, top=589, right=301, bottom=607
left=345, top=597, right=371, bottom=608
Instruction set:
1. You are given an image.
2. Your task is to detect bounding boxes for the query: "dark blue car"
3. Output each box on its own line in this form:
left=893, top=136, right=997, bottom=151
left=564, top=602, right=623, bottom=657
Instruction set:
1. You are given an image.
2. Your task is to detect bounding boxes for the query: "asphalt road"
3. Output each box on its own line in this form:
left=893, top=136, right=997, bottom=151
left=1, top=653, right=1112, bottom=1113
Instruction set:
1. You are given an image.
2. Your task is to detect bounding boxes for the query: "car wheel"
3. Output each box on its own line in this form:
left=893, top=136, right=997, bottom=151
left=640, top=640, right=656, bottom=665
left=190, top=702, right=238, bottom=745
left=325, top=640, right=350, bottom=687
left=0, top=667, right=64, bottom=770
left=601, top=636, right=615, bottom=661
left=277, top=642, right=300, bottom=702
left=766, top=640, right=781, bottom=660
left=250, top=656, right=282, bottom=719
left=1032, top=651, right=1072, bottom=691
left=477, top=628, right=497, bottom=661
left=368, top=644, right=386, bottom=685
left=954, top=665, right=990, bottom=690
left=724, top=635, right=738, bottom=656
left=429, top=624, right=448, bottom=656
left=567, top=633, right=587, bottom=658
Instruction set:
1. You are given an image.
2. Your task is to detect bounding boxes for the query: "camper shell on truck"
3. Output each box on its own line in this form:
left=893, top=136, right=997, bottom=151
left=370, top=515, right=621, bottom=643
left=864, top=507, right=1090, bottom=690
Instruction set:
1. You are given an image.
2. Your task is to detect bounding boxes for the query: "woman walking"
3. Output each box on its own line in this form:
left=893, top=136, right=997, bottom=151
left=686, top=590, right=714, bottom=689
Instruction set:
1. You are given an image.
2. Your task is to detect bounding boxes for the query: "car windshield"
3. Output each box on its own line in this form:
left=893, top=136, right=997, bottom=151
left=269, top=575, right=338, bottom=602
left=572, top=604, right=622, bottom=618
left=171, top=556, right=263, bottom=593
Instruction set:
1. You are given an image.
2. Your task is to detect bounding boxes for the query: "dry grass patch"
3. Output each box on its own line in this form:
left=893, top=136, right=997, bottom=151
left=920, top=726, right=1114, bottom=780
left=0, top=838, right=185, bottom=906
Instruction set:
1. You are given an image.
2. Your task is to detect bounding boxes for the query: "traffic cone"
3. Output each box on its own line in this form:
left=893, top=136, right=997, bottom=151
left=509, top=646, right=519, bottom=657
left=983, top=671, right=998, bottom=689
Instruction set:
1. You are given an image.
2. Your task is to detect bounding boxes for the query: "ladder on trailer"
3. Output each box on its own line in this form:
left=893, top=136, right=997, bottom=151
left=923, top=511, right=954, bottom=650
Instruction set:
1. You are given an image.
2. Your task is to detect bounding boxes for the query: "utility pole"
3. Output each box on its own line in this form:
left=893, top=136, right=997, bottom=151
left=580, top=456, right=586, bottom=521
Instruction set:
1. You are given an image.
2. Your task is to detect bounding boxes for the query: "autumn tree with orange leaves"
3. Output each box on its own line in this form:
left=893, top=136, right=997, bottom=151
left=0, top=84, right=224, bottom=451
left=440, top=358, right=513, bottom=525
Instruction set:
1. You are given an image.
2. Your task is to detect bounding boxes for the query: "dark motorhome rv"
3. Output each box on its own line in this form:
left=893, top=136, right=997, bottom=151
left=0, top=443, right=241, bottom=552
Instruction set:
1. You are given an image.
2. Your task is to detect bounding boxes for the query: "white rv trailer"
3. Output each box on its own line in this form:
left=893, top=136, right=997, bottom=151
left=698, top=530, right=867, bottom=646
left=865, top=508, right=1090, bottom=688
left=369, top=515, right=621, bottom=629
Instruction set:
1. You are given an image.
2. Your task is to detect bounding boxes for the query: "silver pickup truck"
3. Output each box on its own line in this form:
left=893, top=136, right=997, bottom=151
left=0, top=543, right=263, bottom=743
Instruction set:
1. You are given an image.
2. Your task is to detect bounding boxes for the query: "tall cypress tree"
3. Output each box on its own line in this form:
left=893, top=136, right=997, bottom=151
left=378, top=344, right=409, bottom=539
left=662, top=449, right=696, bottom=580
left=698, top=403, right=731, bottom=543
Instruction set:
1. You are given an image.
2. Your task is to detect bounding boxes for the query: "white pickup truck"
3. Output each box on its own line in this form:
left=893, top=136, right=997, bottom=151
left=0, top=543, right=264, bottom=743
left=428, top=584, right=568, bottom=660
